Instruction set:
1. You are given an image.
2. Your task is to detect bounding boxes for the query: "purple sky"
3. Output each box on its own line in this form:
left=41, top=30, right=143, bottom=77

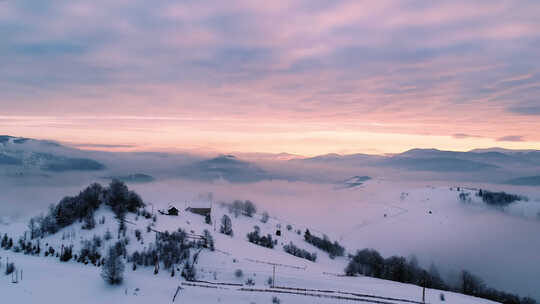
left=1, top=0, right=539, bottom=155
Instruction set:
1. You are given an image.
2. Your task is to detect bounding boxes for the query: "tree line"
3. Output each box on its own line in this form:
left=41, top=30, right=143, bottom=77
left=246, top=226, right=275, bottom=249
left=476, top=189, right=525, bottom=207
left=345, top=248, right=536, bottom=304
left=304, top=229, right=344, bottom=258
left=28, top=180, right=144, bottom=238
left=221, top=200, right=257, bottom=218
left=283, top=242, right=317, bottom=262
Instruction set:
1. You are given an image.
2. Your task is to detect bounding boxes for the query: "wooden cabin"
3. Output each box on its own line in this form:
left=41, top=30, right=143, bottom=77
left=186, top=207, right=211, bottom=217
left=185, top=200, right=212, bottom=217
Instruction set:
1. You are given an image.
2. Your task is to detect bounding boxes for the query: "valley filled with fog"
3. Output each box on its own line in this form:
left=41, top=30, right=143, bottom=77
left=1, top=136, right=540, bottom=300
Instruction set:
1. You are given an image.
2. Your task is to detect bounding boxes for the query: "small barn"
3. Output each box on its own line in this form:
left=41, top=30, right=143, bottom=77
left=167, top=206, right=179, bottom=216
left=186, top=207, right=211, bottom=217
left=158, top=205, right=179, bottom=216
left=185, top=200, right=212, bottom=217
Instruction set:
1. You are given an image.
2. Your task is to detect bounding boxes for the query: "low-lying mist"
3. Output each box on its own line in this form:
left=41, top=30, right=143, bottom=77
left=136, top=179, right=540, bottom=299
left=1, top=138, right=539, bottom=300
left=1, top=174, right=539, bottom=300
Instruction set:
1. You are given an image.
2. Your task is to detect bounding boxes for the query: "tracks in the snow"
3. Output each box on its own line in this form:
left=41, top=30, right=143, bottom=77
left=180, top=281, right=427, bottom=304
left=339, top=202, right=409, bottom=241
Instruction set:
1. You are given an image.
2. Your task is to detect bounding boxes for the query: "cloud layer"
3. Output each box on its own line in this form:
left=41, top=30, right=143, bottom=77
left=1, top=0, right=540, bottom=153
left=497, top=135, right=525, bottom=142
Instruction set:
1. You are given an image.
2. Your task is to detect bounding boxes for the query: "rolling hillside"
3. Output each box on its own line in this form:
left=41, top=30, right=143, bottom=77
left=0, top=183, right=509, bottom=304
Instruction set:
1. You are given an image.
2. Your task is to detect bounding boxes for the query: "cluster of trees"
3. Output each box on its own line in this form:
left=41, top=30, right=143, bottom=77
left=60, top=245, right=74, bottom=262
left=29, top=183, right=104, bottom=236
left=78, top=236, right=103, bottom=265
left=225, top=200, right=257, bottom=217
left=345, top=249, right=536, bottom=304
left=457, top=270, right=536, bottom=304
left=1, top=234, right=46, bottom=257
left=475, top=284, right=537, bottom=304
left=283, top=242, right=317, bottom=262
left=476, top=189, right=524, bottom=207
left=128, top=228, right=204, bottom=282
left=28, top=180, right=145, bottom=238
left=458, top=192, right=471, bottom=203
left=0, top=234, right=13, bottom=250
left=220, top=215, right=233, bottom=236
left=304, top=229, right=344, bottom=258
left=44, top=246, right=56, bottom=257
left=154, top=229, right=192, bottom=269
left=105, top=179, right=145, bottom=217
left=12, top=238, right=41, bottom=255
left=2, top=231, right=108, bottom=267
left=246, top=227, right=275, bottom=249
left=345, top=249, right=442, bottom=287
left=130, top=249, right=157, bottom=269
left=130, top=229, right=197, bottom=272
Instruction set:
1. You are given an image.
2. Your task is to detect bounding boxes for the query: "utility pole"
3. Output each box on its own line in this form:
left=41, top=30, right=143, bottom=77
left=148, top=202, right=154, bottom=216
left=272, top=264, right=276, bottom=288
left=422, top=271, right=427, bottom=303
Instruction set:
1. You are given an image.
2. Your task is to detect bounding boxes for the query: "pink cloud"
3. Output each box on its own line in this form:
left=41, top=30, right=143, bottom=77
left=2, top=0, right=540, bottom=153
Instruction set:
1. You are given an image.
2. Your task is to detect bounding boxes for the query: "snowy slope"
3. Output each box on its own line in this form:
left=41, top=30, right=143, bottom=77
left=0, top=194, right=500, bottom=304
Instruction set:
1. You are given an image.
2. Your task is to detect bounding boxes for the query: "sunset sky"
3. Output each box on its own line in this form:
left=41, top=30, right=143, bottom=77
left=1, top=0, right=539, bottom=156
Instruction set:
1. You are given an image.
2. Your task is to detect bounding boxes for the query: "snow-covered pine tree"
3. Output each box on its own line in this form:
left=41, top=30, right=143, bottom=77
left=220, top=215, right=233, bottom=236
left=101, top=244, right=125, bottom=285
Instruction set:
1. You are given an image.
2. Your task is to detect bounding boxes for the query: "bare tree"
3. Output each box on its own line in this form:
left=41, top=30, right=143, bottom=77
left=28, top=218, right=37, bottom=239
left=460, top=270, right=484, bottom=296
left=261, top=211, right=269, bottom=223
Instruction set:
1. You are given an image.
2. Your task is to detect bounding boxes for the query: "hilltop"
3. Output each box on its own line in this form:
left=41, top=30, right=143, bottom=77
left=1, top=180, right=534, bottom=304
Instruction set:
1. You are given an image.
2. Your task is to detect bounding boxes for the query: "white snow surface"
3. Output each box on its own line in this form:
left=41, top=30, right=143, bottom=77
left=0, top=184, right=504, bottom=304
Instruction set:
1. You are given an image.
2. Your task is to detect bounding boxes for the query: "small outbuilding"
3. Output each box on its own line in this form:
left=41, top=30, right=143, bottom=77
left=186, top=207, right=211, bottom=217
left=185, top=200, right=212, bottom=218
left=167, top=206, right=179, bottom=216
left=159, top=205, right=179, bottom=216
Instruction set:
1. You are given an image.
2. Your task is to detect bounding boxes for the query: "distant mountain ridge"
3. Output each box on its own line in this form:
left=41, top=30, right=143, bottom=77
left=504, top=176, right=540, bottom=186
left=297, top=147, right=540, bottom=172
left=2, top=135, right=539, bottom=183
left=103, top=173, right=155, bottom=183
left=0, top=135, right=106, bottom=172
left=178, top=154, right=275, bottom=183
left=470, top=147, right=540, bottom=154
left=381, top=156, right=498, bottom=172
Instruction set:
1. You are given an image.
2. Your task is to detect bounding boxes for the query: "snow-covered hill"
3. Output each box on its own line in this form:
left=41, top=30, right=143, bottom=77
left=0, top=184, right=506, bottom=304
